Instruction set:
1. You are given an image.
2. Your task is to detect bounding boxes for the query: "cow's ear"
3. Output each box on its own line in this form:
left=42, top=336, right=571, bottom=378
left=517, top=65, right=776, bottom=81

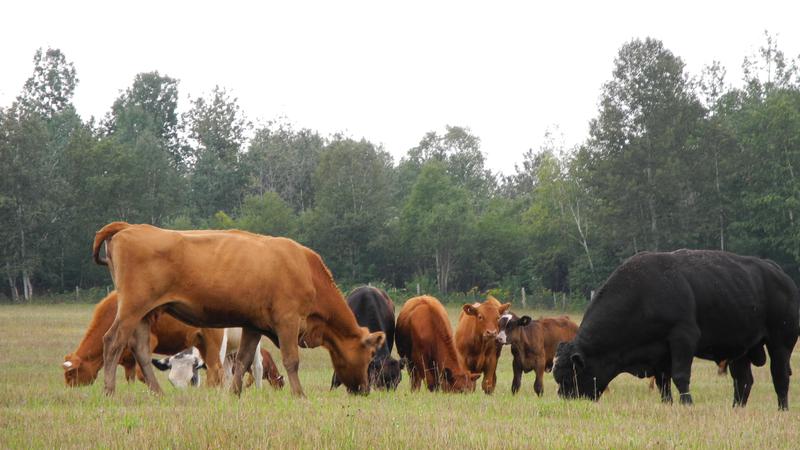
left=518, top=316, right=532, bottom=327
left=571, top=352, right=585, bottom=369
left=62, top=355, right=81, bottom=371
left=362, top=331, right=386, bottom=350
left=152, top=358, right=171, bottom=371
left=462, top=304, right=478, bottom=316
left=499, top=303, right=512, bottom=315
left=470, top=372, right=481, bottom=381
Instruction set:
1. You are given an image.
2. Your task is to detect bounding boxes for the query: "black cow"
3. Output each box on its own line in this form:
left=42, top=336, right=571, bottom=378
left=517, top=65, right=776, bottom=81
left=553, top=249, right=799, bottom=410
left=331, top=286, right=403, bottom=390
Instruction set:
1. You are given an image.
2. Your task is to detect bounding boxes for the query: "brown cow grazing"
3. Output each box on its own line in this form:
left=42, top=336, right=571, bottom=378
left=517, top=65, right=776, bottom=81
left=497, top=313, right=578, bottom=396
left=92, top=222, right=384, bottom=397
left=454, top=295, right=510, bottom=394
left=63, top=291, right=224, bottom=387
left=396, top=295, right=480, bottom=393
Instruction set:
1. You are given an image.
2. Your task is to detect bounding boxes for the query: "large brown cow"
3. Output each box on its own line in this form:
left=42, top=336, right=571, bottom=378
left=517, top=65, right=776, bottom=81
left=92, top=222, right=384, bottom=396
left=497, top=313, right=578, bottom=396
left=396, top=296, right=479, bottom=393
left=62, top=291, right=224, bottom=387
left=454, top=295, right=510, bottom=394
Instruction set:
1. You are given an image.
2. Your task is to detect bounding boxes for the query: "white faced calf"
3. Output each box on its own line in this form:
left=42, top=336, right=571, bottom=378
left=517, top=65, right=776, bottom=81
left=152, top=347, right=206, bottom=388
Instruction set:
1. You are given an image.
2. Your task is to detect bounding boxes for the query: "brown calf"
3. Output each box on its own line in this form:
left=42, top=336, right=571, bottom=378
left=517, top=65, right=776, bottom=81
left=396, top=296, right=479, bottom=393
left=454, top=295, right=510, bottom=394
left=497, top=314, right=578, bottom=396
left=93, top=222, right=384, bottom=397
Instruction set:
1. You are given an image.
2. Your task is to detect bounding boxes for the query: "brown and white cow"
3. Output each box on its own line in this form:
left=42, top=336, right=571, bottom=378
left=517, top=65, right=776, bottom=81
left=92, top=222, right=384, bottom=397
left=454, top=295, right=510, bottom=394
left=62, top=291, right=224, bottom=387
left=497, top=313, right=578, bottom=396
left=396, top=295, right=479, bottom=393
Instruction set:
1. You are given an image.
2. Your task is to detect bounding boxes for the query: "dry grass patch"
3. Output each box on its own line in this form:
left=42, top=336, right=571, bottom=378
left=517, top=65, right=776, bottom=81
left=1, top=304, right=799, bottom=448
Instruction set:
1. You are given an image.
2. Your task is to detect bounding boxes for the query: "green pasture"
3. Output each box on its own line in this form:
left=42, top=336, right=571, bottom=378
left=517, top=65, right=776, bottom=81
left=1, top=303, right=798, bottom=449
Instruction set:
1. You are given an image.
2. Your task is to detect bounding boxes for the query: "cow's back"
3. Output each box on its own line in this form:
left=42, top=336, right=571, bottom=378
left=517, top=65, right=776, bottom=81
left=396, top=296, right=453, bottom=360
left=109, top=227, right=319, bottom=328
left=539, top=316, right=578, bottom=362
left=579, top=249, right=799, bottom=362
left=347, top=287, right=395, bottom=354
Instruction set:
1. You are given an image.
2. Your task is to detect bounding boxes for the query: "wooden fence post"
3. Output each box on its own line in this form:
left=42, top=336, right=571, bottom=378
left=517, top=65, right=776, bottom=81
left=521, top=287, right=527, bottom=309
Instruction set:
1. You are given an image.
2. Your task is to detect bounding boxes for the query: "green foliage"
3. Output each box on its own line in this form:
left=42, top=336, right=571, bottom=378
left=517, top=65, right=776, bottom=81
left=236, top=193, right=298, bottom=237
left=5, top=37, right=800, bottom=304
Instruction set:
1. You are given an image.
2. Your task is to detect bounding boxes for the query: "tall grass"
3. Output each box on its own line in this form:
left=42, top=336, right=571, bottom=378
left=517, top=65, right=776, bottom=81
left=1, top=304, right=798, bottom=448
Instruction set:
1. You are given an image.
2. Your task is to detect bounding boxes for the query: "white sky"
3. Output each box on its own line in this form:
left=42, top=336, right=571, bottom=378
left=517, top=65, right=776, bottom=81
left=1, top=1, right=798, bottom=174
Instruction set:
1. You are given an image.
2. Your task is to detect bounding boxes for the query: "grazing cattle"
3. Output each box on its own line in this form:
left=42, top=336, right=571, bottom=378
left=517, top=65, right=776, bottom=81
left=92, top=222, right=384, bottom=396
left=497, top=313, right=578, bottom=396
left=152, top=347, right=206, bottom=388
left=332, top=286, right=403, bottom=390
left=151, top=328, right=283, bottom=390
left=553, top=250, right=799, bottom=410
left=454, top=295, right=510, bottom=394
left=396, top=295, right=480, bottom=393
left=62, top=291, right=224, bottom=387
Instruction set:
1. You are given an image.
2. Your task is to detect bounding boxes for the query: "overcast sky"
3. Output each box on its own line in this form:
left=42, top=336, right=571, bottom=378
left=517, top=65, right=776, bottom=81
left=1, top=1, right=798, bottom=174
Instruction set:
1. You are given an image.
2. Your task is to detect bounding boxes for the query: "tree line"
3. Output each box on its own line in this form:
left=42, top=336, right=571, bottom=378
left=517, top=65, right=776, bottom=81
left=2, top=35, right=800, bottom=306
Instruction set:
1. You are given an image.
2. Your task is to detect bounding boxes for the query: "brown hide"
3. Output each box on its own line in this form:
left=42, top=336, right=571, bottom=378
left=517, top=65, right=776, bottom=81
left=508, top=315, right=578, bottom=396
left=93, top=222, right=384, bottom=396
left=454, top=296, right=510, bottom=394
left=62, top=291, right=224, bottom=387
left=396, top=296, right=479, bottom=393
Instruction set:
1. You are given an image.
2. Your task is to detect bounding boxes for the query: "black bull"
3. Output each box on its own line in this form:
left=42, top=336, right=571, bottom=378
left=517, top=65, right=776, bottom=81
left=554, top=250, right=799, bottom=410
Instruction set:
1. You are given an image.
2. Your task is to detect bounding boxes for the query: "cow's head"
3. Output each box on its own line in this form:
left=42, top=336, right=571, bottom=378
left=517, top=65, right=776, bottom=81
left=62, top=353, right=98, bottom=386
left=462, top=296, right=511, bottom=341
left=330, top=328, right=385, bottom=395
left=369, top=356, right=403, bottom=390
left=441, top=367, right=481, bottom=393
left=152, top=347, right=205, bottom=388
left=496, top=314, right=532, bottom=345
left=553, top=340, right=608, bottom=401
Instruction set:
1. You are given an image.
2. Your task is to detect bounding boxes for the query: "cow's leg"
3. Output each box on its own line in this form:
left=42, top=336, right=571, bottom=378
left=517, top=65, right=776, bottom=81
left=482, top=353, right=498, bottom=395
left=128, top=319, right=162, bottom=394
left=511, top=358, right=523, bottom=395
left=198, top=331, right=224, bottom=388
left=533, top=356, right=546, bottom=397
left=408, top=356, right=423, bottom=391
left=231, top=328, right=261, bottom=396
left=426, top=359, right=440, bottom=392
left=275, top=321, right=305, bottom=397
left=668, top=328, right=699, bottom=405
left=330, top=373, right=342, bottom=390
left=253, top=343, right=264, bottom=389
left=133, top=332, right=158, bottom=384
left=654, top=370, right=672, bottom=404
left=102, top=315, right=144, bottom=395
left=766, top=342, right=792, bottom=410
left=121, top=351, right=137, bottom=383
left=729, top=356, right=753, bottom=407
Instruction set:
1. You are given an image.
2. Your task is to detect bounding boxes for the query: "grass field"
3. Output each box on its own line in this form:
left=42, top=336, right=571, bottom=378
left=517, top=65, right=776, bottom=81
left=1, top=303, right=799, bottom=449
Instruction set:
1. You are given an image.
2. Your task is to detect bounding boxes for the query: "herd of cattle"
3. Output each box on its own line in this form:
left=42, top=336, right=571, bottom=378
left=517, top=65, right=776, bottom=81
left=61, top=222, right=800, bottom=410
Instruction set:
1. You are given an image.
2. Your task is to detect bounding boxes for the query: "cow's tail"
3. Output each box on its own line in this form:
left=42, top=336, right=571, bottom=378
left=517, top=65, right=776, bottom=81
left=92, top=221, right=131, bottom=266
